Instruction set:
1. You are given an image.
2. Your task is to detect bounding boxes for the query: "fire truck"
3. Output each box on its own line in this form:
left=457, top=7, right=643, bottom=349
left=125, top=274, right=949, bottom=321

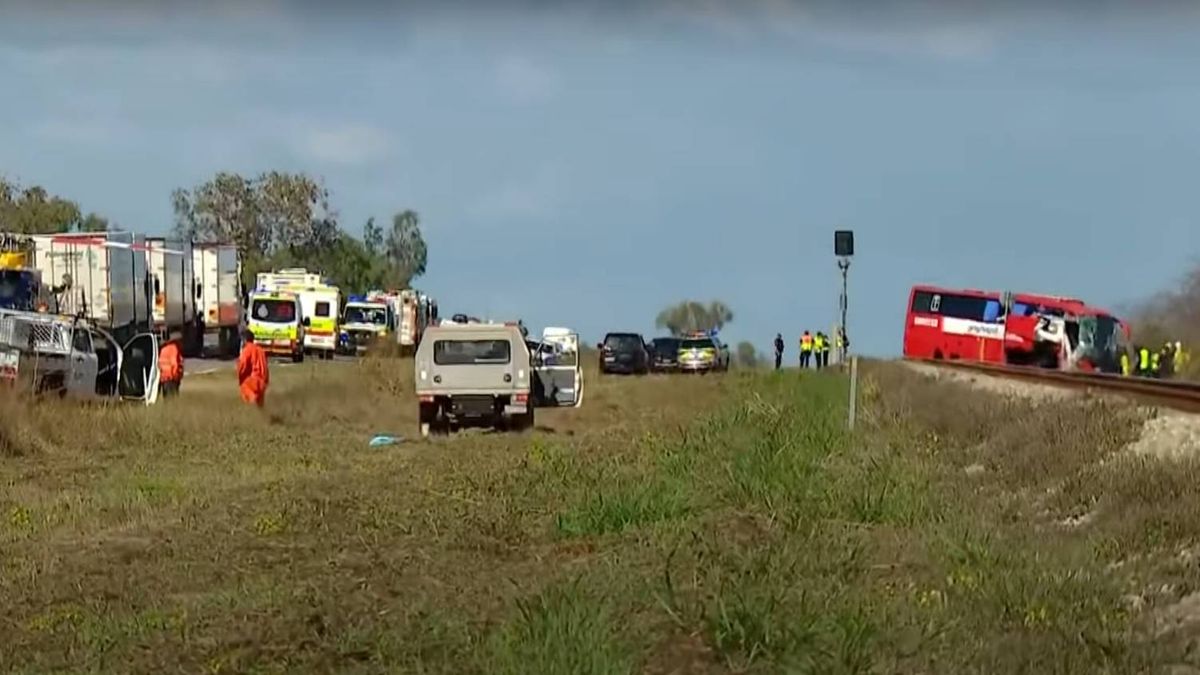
left=367, top=288, right=438, bottom=356
left=902, top=284, right=1129, bottom=374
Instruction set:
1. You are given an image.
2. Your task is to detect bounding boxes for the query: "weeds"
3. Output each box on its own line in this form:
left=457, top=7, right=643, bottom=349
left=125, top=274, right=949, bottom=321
left=0, top=358, right=1193, bottom=673
left=488, top=579, right=631, bottom=675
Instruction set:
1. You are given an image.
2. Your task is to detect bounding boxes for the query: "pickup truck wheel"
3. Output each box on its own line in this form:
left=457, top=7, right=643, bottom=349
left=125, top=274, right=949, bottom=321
left=419, top=403, right=435, bottom=437
left=518, top=406, right=535, bottom=432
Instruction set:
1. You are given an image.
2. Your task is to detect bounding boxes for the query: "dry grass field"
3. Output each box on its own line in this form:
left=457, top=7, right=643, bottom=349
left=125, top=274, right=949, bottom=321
left=3, top=355, right=1200, bottom=673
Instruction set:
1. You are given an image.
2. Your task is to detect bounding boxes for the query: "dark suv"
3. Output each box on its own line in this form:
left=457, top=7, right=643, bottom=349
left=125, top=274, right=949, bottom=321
left=649, top=337, right=681, bottom=372
left=599, top=332, right=650, bottom=375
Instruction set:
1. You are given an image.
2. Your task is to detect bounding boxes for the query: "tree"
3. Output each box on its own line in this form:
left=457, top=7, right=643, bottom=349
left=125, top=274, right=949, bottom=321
left=385, top=209, right=428, bottom=288
left=172, top=172, right=433, bottom=296
left=655, top=300, right=734, bottom=336
left=735, top=341, right=760, bottom=368
left=79, top=213, right=109, bottom=232
left=172, top=171, right=339, bottom=288
left=363, top=216, right=383, bottom=256
left=0, top=177, right=108, bottom=233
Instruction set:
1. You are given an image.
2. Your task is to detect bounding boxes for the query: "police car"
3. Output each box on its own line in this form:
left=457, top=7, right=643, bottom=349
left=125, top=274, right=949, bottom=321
left=676, top=330, right=731, bottom=373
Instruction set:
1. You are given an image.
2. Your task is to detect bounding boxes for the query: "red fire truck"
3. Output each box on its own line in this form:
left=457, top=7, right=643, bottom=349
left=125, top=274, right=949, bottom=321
left=903, top=284, right=1129, bottom=373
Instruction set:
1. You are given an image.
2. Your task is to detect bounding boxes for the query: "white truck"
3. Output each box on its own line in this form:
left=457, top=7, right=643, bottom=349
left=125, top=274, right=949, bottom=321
left=368, top=288, right=438, bottom=355
left=21, top=231, right=153, bottom=345
left=192, top=243, right=242, bottom=358
left=146, top=237, right=203, bottom=356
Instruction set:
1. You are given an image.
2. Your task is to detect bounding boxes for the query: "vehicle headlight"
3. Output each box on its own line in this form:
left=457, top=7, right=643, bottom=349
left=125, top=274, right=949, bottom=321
left=518, top=369, right=525, bottom=379
left=420, top=370, right=428, bottom=381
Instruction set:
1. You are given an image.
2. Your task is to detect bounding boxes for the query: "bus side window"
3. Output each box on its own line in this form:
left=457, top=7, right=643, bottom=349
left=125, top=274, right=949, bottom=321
left=983, top=299, right=1001, bottom=323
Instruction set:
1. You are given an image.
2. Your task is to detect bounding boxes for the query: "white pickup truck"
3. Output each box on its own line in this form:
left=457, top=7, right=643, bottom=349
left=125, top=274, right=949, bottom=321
left=0, top=309, right=160, bottom=404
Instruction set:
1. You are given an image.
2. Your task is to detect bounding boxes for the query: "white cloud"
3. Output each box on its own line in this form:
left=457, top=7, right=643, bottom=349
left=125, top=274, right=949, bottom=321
left=28, top=117, right=131, bottom=147
left=468, top=163, right=565, bottom=221
left=0, top=41, right=273, bottom=88
left=493, top=55, right=558, bottom=104
left=652, top=0, right=1001, bottom=61
left=292, top=124, right=396, bottom=166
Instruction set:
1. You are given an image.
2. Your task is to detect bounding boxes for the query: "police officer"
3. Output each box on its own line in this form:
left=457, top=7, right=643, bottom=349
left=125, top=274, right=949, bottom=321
left=773, top=333, right=784, bottom=370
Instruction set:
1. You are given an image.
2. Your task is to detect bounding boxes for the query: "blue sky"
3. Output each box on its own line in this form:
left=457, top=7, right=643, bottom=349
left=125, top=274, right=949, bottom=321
left=2, top=1, right=1199, bottom=357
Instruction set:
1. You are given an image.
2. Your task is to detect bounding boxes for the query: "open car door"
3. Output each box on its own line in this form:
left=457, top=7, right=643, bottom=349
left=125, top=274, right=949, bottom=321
left=536, top=327, right=583, bottom=408
left=119, top=332, right=160, bottom=405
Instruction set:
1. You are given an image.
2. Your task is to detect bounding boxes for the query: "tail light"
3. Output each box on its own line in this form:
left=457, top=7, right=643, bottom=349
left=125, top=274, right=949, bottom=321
left=514, top=392, right=529, bottom=403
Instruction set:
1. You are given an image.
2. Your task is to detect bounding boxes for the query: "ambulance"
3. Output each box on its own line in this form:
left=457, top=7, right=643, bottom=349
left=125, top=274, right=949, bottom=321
left=255, top=268, right=341, bottom=360
left=246, top=288, right=307, bottom=362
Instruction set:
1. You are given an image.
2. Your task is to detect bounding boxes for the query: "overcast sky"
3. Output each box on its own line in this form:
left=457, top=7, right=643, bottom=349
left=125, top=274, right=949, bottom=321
left=2, top=1, right=1199, bottom=356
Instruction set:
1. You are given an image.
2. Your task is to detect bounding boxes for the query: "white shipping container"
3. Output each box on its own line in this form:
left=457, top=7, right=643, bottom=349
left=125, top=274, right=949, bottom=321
left=26, top=231, right=151, bottom=338
left=146, top=237, right=188, bottom=333
left=192, top=243, right=242, bottom=356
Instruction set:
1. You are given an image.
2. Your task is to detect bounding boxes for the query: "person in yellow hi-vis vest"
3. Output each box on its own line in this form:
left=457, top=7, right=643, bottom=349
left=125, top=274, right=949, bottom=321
left=813, top=332, right=826, bottom=370
left=1119, top=349, right=1131, bottom=376
left=1137, top=345, right=1151, bottom=376
left=799, top=330, right=813, bottom=368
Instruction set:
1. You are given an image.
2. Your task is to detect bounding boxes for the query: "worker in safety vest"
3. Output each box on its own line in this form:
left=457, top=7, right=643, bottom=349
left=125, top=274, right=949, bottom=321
left=158, top=330, right=184, bottom=397
left=1137, top=345, right=1151, bottom=376
left=1150, top=351, right=1161, bottom=378
left=1177, top=341, right=1189, bottom=372
left=773, top=333, right=784, bottom=370
left=1119, top=349, right=1131, bottom=377
left=799, top=331, right=813, bottom=368
left=237, top=328, right=270, bottom=407
left=813, top=332, right=826, bottom=369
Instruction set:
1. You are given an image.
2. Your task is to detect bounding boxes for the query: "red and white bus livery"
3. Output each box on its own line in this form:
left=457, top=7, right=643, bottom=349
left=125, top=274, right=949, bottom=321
left=903, top=284, right=1128, bottom=374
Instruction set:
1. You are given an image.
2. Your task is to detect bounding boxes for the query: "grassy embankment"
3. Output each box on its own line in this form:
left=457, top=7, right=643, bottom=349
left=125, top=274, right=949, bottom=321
left=2, top=355, right=1200, bottom=673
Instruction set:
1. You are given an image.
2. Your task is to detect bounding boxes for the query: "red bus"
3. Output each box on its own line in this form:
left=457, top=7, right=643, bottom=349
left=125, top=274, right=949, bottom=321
left=903, top=285, right=1009, bottom=364
left=903, top=284, right=1128, bottom=373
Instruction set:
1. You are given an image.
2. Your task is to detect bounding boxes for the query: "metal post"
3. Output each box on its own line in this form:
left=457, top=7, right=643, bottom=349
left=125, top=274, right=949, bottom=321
left=837, top=258, right=850, bottom=365
left=848, top=355, right=858, bottom=430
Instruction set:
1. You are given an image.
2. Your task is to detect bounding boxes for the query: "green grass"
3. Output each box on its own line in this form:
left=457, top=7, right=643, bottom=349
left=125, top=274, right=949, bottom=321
left=5, top=357, right=1200, bottom=672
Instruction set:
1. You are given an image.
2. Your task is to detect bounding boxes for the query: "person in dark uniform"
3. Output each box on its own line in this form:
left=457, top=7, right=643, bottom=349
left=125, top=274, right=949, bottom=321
left=773, top=333, right=784, bottom=370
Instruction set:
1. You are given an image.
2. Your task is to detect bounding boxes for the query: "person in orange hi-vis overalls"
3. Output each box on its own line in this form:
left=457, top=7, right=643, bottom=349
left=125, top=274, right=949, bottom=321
left=158, top=330, right=185, bottom=397
left=236, top=328, right=270, bottom=407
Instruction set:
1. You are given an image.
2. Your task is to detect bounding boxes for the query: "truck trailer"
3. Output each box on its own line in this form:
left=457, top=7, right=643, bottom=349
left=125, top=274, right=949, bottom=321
left=23, top=231, right=152, bottom=345
left=146, top=237, right=203, bottom=356
left=192, top=243, right=242, bottom=358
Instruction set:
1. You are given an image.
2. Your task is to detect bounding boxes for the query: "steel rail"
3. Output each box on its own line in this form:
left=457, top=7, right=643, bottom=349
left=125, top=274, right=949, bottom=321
left=914, top=358, right=1200, bottom=413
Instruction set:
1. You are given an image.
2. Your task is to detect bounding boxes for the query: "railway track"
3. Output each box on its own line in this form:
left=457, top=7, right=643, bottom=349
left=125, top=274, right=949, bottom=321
left=917, top=358, right=1200, bottom=413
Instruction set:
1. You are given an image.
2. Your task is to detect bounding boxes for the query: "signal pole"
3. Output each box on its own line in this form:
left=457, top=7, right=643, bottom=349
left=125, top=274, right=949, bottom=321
left=837, top=257, right=849, bottom=364
left=834, top=230, right=854, bottom=365
left=834, top=229, right=856, bottom=431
